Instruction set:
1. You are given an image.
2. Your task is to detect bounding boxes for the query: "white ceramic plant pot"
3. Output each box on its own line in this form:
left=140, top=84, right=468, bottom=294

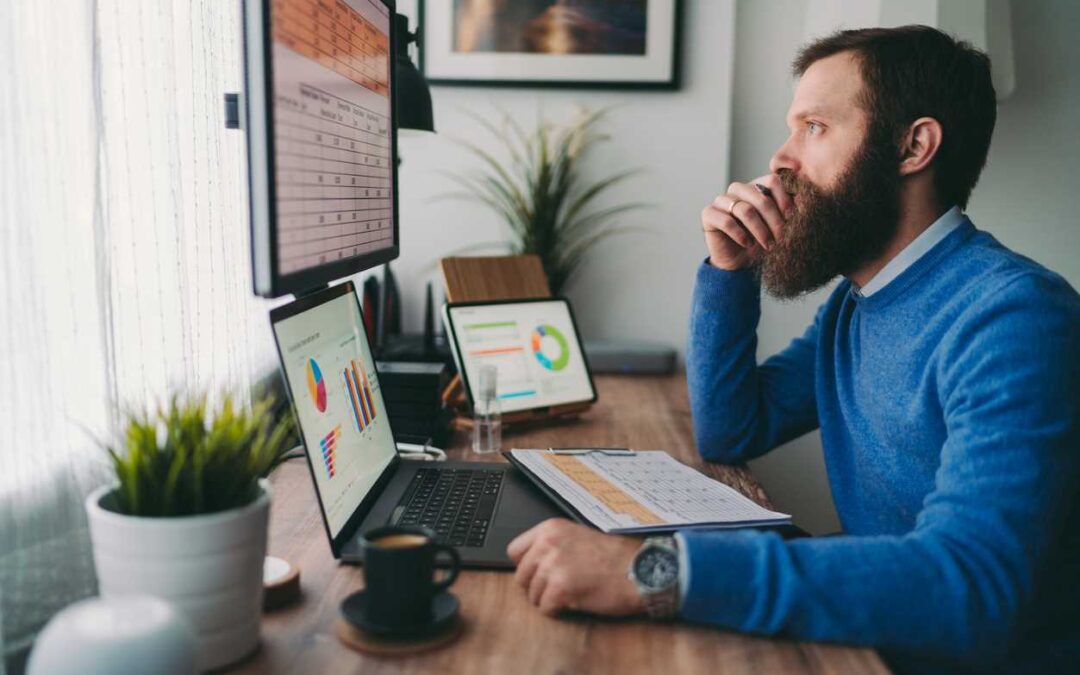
left=85, top=479, right=271, bottom=671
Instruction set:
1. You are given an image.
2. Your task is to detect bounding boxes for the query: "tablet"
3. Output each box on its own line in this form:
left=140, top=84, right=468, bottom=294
left=443, top=298, right=597, bottom=414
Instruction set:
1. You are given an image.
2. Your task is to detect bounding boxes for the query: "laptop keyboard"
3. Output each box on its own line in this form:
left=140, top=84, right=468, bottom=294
left=391, top=468, right=504, bottom=548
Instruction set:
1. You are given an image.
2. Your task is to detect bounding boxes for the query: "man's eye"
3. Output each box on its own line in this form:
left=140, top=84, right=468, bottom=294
left=807, top=121, right=822, bottom=135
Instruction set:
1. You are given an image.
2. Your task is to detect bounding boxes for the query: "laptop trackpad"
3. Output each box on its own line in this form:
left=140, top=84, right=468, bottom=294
left=496, top=466, right=570, bottom=531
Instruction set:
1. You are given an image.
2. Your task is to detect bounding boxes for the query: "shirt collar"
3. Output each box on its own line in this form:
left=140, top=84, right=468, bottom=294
left=855, top=206, right=965, bottom=297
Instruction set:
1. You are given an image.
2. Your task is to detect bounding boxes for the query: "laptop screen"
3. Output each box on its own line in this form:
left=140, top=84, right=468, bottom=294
left=271, top=285, right=396, bottom=538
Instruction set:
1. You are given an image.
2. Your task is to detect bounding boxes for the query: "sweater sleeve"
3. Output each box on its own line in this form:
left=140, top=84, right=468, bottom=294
left=685, top=260, right=821, bottom=463
left=678, top=274, right=1080, bottom=667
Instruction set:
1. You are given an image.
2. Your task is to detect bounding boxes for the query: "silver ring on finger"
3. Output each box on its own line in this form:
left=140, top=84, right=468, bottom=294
left=726, top=198, right=743, bottom=217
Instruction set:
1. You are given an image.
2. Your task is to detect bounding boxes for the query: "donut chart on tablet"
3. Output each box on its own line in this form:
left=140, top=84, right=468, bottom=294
left=532, top=324, right=570, bottom=371
left=446, top=299, right=597, bottom=415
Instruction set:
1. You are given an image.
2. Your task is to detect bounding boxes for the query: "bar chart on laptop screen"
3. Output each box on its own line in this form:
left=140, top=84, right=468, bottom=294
left=271, top=0, right=393, bottom=275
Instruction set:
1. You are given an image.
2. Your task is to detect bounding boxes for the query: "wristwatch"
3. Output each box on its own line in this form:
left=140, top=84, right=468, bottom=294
left=628, top=536, right=681, bottom=619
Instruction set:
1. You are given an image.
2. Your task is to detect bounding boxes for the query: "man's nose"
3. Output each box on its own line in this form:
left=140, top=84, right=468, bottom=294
left=769, top=137, right=799, bottom=175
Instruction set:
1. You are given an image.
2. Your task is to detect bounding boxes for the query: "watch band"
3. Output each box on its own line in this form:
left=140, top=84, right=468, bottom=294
left=642, top=584, right=679, bottom=620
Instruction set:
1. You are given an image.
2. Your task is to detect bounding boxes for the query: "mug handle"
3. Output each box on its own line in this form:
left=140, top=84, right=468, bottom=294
left=432, top=544, right=461, bottom=592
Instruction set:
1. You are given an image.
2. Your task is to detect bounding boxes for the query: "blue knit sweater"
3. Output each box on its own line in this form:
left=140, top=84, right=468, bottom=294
left=682, top=219, right=1080, bottom=675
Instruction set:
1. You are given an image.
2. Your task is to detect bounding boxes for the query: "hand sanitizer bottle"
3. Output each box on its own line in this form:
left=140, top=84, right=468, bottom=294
left=472, top=365, right=502, bottom=454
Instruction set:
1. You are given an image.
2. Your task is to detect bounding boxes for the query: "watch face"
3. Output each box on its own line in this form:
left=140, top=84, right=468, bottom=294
left=634, top=548, right=678, bottom=591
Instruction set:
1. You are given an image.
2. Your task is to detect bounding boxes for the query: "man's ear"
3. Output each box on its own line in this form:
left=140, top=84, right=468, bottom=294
left=898, top=117, right=943, bottom=176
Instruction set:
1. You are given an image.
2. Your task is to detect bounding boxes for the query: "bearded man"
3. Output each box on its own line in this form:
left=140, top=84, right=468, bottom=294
left=506, top=25, right=1080, bottom=675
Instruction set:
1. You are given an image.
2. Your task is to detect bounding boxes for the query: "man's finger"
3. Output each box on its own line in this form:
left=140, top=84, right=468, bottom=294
left=702, top=206, right=747, bottom=246
left=711, top=209, right=755, bottom=249
left=514, top=545, right=543, bottom=590
left=527, top=562, right=549, bottom=606
left=757, top=173, right=794, bottom=217
left=538, top=578, right=568, bottom=617
left=729, top=181, right=784, bottom=243
left=729, top=199, right=774, bottom=250
left=507, top=522, right=543, bottom=563
left=712, top=193, right=771, bottom=250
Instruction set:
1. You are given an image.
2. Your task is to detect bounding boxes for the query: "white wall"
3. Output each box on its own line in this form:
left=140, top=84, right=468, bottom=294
left=388, top=0, right=735, bottom=353
left=733, top=0, right=1080, bottom=534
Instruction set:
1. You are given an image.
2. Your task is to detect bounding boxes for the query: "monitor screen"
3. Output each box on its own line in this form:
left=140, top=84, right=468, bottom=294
left=244, top=0, right=399, bottom=298
left=444, top=299, right=598, bottom=415
left=271, top=284, right=397, bottom=537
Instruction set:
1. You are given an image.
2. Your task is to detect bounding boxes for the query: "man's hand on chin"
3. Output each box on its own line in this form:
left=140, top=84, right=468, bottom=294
left=507, top=518, right=645, bottom=618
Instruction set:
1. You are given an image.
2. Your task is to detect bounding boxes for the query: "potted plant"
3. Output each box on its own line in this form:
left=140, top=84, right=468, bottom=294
left=444, top=108, right=647, bottom=295
left=85, top=393, right=292, bottom=671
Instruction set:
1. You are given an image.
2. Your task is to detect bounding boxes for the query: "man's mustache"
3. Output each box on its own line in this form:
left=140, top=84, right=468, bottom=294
left=777, top=169, right=809, bottom=197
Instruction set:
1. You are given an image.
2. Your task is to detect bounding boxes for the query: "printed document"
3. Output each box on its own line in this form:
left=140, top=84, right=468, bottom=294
left=509, top=449, right=790, bottom=534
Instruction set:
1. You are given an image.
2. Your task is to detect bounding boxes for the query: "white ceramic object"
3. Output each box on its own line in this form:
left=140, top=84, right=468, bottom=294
left=85, top=480, right=271, bottom=671
left=27, top=595, right=197, bottom=675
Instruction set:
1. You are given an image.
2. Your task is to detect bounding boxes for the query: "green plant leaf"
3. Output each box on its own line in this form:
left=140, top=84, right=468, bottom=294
left=439, top=180, right=523, bottom=233
left=561, top=202, right=651, bottom=243
left=558, top=226, right=646, bottom=285
left=437, top=107, right=649, bottom=294
left=560, top=168, right=641, bottom=226
left=99, top=391, right=294, bottom=517
left=448, top=141, right=530, bottom=217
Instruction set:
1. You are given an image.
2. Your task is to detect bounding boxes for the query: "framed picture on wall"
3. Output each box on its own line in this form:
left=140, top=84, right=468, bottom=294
left=418, top=0, right=683, bottom=89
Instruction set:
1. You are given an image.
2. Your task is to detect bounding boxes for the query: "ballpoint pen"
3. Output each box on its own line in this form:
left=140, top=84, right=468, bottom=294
left=546, top=447, right=636, bottom=456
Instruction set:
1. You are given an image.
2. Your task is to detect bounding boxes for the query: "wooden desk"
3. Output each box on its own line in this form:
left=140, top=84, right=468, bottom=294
left=236, top=374, right=890, bottom=674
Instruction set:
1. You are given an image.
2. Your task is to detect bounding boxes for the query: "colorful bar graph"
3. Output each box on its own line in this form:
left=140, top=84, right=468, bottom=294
left=352, top=361, right=370, bottom=426
left=469, top=346, right=524, bottom=357
left=499, top=390, right=537, bottom=400
left=358, top=360, right=376, bottom=423
left=344, top=371, right=364, bottom=433
left=343, top=359, right=377, bottom=433
left=319, top=425, right=341, bottom=479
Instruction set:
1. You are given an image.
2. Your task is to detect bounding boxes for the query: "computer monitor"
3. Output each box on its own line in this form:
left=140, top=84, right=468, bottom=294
left=242, top=0, right=399, bottom=298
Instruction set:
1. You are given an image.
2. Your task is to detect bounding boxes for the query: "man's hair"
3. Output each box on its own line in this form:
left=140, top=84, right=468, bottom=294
left=793, top=25, right=996, bottom=209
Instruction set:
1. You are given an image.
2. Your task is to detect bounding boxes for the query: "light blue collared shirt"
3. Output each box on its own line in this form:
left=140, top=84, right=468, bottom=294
left=856, top=206, right=965, bottom=297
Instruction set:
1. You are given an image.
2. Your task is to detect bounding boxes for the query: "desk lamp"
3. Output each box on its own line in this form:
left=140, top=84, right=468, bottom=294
left=395, top=13, right=435, bottom=133
left=375, top=14, right=441, bottom=361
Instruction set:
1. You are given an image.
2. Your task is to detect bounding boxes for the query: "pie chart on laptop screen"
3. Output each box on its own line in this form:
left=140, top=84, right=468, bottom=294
left=306, top=358, right=328, bottom=412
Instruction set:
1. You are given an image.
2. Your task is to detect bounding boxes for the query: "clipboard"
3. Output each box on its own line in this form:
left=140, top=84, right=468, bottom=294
left=504, top=450, right=594, bottom=529
left=503, top=449, right=806, bottom=538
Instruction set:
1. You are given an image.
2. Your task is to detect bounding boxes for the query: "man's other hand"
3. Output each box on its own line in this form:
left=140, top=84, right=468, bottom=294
left=701, top=173, right=793, bottom=270
left=507, top=519, right=645, bottom=618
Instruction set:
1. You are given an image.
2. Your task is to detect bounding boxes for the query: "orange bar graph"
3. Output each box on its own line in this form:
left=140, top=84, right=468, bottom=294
left=351, top=361, right=370, bottom=425
left=469, top=346, right=524, bottom=357
left=358, top=359, right=376, bottom=421
left=344, top=369, right=364, bottom=432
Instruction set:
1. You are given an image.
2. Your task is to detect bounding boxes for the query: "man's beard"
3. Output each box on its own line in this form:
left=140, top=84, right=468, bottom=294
left=758, top=130, right=902, bottom=299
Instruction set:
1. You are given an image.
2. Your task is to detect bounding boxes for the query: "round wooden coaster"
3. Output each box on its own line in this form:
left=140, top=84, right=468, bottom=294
left=263, top=556, right=301, bottom=611
left=335, top=616, right=464, bottom=657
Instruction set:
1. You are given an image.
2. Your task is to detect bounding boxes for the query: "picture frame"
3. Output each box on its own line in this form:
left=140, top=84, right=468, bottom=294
left=418, top=0, right=683, bottom=90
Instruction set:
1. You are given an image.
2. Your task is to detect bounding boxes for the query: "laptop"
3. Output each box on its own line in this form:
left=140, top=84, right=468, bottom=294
left=269, top=281, right=566, bottom=568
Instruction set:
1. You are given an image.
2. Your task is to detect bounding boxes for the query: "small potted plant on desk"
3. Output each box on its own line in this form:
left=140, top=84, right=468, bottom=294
left=85, top=393, right=293, bottom=671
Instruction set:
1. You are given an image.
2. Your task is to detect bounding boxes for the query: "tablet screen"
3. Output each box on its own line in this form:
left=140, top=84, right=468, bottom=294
left=445, top=299, right=596, bottom=414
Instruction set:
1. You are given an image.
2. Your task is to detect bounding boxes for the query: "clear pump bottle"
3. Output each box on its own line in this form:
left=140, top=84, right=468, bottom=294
left=472, top=364, right=502, bottom=454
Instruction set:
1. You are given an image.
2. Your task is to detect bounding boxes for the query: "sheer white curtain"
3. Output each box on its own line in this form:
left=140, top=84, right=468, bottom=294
left=0, top=1, right=276, bottom=668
